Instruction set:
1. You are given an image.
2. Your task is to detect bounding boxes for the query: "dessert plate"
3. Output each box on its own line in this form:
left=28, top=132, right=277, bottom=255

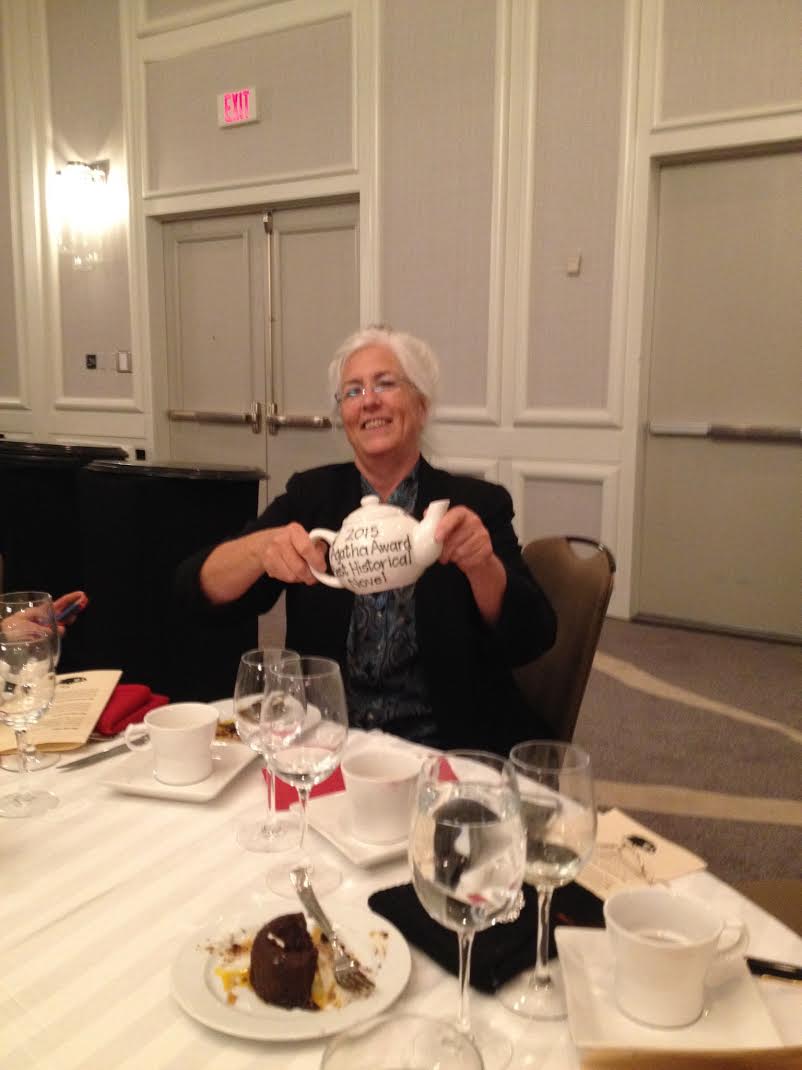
left=211, top=697, right=240, bottom=743
left=304, top=790, right=408, bottom=867
left=171, top=901, right=411, bottom=1040
left=101, top=742, right=255, bottom=802
left=556, top=927, right=782, bottom=1053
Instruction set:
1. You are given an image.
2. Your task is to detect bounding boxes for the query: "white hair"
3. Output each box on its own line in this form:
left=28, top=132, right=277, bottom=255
left=328, top=325, right=440, bottom=411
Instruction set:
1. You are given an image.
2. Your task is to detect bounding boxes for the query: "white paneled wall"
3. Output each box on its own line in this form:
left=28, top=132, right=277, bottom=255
left=1, top=0, right=800, bottom=622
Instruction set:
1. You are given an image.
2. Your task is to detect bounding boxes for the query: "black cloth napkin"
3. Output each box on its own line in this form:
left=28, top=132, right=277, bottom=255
left=368, top=881, right=604, bottom=994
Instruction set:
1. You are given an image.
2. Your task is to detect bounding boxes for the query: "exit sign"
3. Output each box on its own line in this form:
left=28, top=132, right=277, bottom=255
left=217, top=87, right=259, bottom=128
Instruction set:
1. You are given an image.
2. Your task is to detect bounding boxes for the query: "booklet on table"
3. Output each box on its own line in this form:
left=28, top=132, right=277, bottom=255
left=0, top=669, right=121, bottom=754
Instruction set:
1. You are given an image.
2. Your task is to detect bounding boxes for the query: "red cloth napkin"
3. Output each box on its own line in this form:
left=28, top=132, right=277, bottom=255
left=95, top=684, right=170, bottom=736
left=267, top=766, right=345, bottom=810
left=437, top=757, right=457, bottom=781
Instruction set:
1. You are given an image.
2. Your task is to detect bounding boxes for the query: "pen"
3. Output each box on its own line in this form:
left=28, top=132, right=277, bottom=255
left=56, top=598, right=84, bottom=623
left=746, top=955, right=802, bottom=983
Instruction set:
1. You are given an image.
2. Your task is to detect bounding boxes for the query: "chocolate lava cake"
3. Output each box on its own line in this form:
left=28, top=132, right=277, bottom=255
left=249, top=913, right=318, bottom=1009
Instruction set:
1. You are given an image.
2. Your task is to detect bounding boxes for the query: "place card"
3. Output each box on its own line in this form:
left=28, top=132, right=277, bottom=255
left=578, top=808, right=706, bottom=900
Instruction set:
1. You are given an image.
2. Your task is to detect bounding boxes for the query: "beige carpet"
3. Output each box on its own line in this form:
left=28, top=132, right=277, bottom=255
left=575, top=619, right=802, bottom=883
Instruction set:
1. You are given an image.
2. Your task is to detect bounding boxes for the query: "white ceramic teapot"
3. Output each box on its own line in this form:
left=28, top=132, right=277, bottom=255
left=308, top=495, right=450, bottom=594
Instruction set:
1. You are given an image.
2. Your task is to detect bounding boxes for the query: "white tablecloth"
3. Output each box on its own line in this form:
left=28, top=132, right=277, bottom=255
left=2, top=727, right=800, bottom=1069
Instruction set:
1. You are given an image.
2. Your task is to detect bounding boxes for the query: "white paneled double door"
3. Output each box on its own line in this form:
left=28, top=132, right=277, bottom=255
left=162, top=202, right=359, bottom=505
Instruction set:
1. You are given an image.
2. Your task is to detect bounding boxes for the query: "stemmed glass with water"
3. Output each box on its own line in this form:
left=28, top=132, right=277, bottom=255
left=233, top=647, right=302, bottom=852
left=409, top=750, right=526, bottom=1070
left=263, top=656, right=349, bottom=897
left=498, top=740, right=597, bottom=1019
left=0, top=591, right=60, bottom=817
left=0, top=591, right=69, bottom=773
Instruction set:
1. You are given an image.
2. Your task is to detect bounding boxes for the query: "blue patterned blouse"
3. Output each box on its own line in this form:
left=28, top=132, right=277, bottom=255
left=345, top=464, right=438, bottom=744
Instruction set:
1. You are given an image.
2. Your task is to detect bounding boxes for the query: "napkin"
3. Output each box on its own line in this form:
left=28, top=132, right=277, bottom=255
left=271, top=767, right=345, bottom=811
left=368, top=881, right=604, bottom=994
left=94, top=684, right=169, bottom=736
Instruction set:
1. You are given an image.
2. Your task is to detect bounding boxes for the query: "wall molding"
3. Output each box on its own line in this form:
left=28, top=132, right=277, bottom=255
left=0, top=0, right=29, bottom=412
left=509, top=0, right=638, bottom=431
left=142, top=166, right=360, bottom=205
left=510, top=458, right=621, bottom=555
left=480, top=0, right=512, bottom=428
left=51, top=434, right=134, bottom=455
left=136, top=0, right=352, bottom=54
left=434, top=402, right=502, bottom=426
left=52, top=396, right=143, bottom=414
left=136, top=0, right=275, bottom=38
left=430, top=454, right=500, bottom=484
left=507, top=0, right=537, bottom=425
left=356, top=0, right=379, bottom=321
left=136, top=1, right=357, bottom=204
left=1, top=0, right=50, bottom=423
left=654, top=100, right=802, bottom=134
left=651, top=0, right=802, bottom=133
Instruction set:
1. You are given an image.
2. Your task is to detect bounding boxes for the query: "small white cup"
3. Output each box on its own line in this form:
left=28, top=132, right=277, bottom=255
left=341, top=747, right=421, bottom=844
left=604, top=887, right=748, bottom=1028
left=124, top=703, right=218, bottom=786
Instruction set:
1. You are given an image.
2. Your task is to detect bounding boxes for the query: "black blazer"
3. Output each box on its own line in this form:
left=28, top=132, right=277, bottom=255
left=176, top=458, right=556, bottom=753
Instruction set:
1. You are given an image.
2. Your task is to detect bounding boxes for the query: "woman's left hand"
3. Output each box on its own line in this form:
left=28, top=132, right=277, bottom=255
left=434, top=506, right=507, bottom=624
left=434, top=506, right=495, bottom=577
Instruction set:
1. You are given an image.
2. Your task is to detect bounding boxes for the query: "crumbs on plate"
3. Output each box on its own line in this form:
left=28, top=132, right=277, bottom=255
left=200, top=922, right=387, bottom=1010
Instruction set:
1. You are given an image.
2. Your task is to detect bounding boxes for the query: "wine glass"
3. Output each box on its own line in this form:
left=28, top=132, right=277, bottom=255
left=410, top=750, right=526, bottom=1070
left=0, top=591, right=61, bottom=772
left=233, top=647, right=302, bottom=852
left=498, top=740, right=596, bottom=1019
left=321, top=1013, right=483, bottom=1070
left=263, top=656, right=349, bottom=897
left=0, top=592, right=59, bottom=817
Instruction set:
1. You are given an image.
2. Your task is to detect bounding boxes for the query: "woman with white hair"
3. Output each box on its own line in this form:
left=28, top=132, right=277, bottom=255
left=176, top=326, right=556, bottom=753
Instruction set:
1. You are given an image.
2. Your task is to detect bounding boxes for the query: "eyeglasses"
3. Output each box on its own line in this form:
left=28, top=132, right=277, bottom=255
left=596, top=838, right=657, bottom=885
left=335, top=376, right=410, bottom=406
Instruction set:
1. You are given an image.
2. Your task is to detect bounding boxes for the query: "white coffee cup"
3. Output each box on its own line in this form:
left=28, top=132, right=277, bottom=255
left=124, top=702, right=218, bottom=786
left=341, top=747, right=421, bottom=844
left=603, top=887, right=749, bottom=1028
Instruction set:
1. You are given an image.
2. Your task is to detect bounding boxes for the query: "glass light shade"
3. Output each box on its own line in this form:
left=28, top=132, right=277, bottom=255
left=54, top=161, right=109, bottom=270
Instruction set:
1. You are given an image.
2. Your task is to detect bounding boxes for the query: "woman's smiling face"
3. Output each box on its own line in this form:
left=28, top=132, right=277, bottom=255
left=338, top=344, right=427, bottom=470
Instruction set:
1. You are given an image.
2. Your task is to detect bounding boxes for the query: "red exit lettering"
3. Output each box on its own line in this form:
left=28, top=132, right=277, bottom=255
left=224, top=89, right=251, bottom=124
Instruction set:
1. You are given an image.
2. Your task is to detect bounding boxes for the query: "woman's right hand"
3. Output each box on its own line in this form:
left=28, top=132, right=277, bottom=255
left=258, top=523, right=328, bottom=586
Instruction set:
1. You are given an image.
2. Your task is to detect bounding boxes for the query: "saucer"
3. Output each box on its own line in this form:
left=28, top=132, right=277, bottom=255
left=556, top=928, right=781, bottom=1052
left=304, top=791, right=408, bottom=867
left=101, top=742, right=255, bottom=802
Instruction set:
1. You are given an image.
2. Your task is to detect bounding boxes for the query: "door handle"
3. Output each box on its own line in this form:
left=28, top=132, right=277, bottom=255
left=168, top=401, right=262, bottom=434
left=266, top=403, right=332, bottom=436
left=648, top=421, right=801, bottom=444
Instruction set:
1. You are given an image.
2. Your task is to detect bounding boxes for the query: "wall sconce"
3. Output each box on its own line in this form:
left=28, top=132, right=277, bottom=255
left=53, top=159, right=110, bottom=270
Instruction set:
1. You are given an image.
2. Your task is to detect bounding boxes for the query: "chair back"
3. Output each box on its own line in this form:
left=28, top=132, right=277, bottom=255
left=514, top=536, right=615, bottom=741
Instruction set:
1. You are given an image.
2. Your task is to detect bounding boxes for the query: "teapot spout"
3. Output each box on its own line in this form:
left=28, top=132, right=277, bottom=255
left=411, top=498, right=450, bottom=570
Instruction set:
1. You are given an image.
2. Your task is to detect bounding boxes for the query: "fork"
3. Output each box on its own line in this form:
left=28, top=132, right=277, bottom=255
left=289, top=865, right=375, bottom=995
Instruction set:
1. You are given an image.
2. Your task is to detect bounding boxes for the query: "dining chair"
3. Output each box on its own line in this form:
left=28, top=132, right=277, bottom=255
left=514, top=535, right=616, bottom=742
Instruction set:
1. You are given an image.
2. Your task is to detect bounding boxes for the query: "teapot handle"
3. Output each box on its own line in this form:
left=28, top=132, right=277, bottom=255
left=307, top=528, right=345, bottom=589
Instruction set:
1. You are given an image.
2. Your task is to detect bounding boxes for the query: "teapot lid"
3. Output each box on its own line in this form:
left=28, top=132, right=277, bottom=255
left=344, top=494, right=409, bottom=522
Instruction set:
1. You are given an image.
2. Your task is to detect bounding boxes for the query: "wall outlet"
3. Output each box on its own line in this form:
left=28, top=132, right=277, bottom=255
left=116, top=350, right=132, bottom=373
left=85, top=353, right=97, bottom=370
